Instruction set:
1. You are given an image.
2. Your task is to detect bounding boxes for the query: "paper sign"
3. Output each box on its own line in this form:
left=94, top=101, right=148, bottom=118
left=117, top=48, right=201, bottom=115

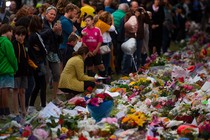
left=39, top=102, right=62, bottom=118
left=201, top=81, right=210, bottom=92
left=74, top=106, right=88, bottom=113
left=74, top=41, right=82, bottom=51
left=63, top=109, right=78, bottom=116
left=95, top=89, right=120, bottom=97
left=116, top=111, right=125, bottom=119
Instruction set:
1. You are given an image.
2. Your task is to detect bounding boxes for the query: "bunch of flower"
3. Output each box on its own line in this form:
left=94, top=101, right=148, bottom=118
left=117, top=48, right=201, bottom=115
left=47, top=114, right=82, bottom=138
left=66, top=96, right=86, bottom=109
left=146, top=53, right=167, bottom=67
left=198, top=121, right=210, bottom=139
left=86, top=92, right=113, bottom=107
left=120, top=111, right=147, bottom=130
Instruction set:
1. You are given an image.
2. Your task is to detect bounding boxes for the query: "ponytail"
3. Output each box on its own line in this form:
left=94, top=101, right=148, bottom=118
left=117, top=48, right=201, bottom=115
left=72, top=46, right=89, bottom=57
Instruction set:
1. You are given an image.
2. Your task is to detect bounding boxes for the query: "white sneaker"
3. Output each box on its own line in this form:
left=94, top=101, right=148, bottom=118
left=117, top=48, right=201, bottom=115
left=27, top=106, right=38, bottom=115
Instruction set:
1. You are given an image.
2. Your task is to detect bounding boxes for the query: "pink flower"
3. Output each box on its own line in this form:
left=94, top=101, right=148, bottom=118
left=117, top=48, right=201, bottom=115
left=145, top=98, right=151, bottom=106
left=101, top=117, right=117, bottom=124
left=89, top=98, right=99, bottom=106
left=33, top=128, right=49, bottom=140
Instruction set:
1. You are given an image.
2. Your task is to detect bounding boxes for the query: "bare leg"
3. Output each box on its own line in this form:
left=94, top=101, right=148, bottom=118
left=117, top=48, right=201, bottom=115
left=19, top=89, right=27, bottom=116
left=12, top=88, right=20, bottom=116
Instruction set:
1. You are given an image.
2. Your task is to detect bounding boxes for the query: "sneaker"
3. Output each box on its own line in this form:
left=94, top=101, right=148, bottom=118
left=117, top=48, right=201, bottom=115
left=8, top=114, right=16, bottom=118
left=27, top=106, right=38, bottom=115
left=52, top=98, right=64, bottom=106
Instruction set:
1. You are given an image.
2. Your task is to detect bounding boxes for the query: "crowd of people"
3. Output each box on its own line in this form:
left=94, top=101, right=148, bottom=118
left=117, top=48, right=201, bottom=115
left=0, top=0, right=209, bottom=122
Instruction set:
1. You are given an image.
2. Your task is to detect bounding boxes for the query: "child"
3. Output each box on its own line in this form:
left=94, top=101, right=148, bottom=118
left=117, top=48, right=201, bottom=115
left=12, top=26, right=29, bottom=120
left=82, top=15, right=106, bottom=77
left=0, top=24, right=18, bottom=117
left=63, top=33, right=79, bottom=67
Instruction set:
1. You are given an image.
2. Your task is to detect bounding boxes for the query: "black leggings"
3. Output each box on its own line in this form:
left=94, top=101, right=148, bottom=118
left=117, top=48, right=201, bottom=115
left=29, top=71, right=46, bottom=107
left=60, top=81, right=95, bottom=94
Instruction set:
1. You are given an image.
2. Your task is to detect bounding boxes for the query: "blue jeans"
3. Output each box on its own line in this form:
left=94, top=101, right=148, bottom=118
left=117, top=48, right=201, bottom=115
left=121, top=54, right=132, bottom=75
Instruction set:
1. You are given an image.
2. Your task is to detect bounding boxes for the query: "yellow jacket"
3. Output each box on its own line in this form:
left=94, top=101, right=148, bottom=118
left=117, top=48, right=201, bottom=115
left=59, top=55, right=95, bottom=92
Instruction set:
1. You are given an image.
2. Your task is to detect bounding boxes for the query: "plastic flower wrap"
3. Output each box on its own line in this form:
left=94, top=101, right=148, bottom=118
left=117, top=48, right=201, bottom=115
left=85, top=92, right=114, bottom=122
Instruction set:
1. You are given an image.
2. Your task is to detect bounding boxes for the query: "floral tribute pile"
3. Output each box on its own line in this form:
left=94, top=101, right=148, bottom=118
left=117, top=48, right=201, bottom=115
left=1, top=29, right=210, bottom=139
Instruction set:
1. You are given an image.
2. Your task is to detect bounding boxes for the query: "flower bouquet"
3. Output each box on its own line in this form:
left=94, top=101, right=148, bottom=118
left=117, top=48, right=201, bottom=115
left=86, top=93, right=114, bottom=122
left=120, top=111, right=147, bottom=130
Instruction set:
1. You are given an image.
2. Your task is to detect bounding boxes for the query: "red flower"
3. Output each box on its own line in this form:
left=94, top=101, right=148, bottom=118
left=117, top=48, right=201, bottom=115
left=22, top=130, right=31, bottom=137
left=201, top=49, right=207, bottom=56
left=58, top=118, right=64, bottom=125
left=96, top=93, right=105, bottom=99
left=147, top=136, right=158, bottom=140
left=187, top=65, right=195, bottom=72
left=178, top=77, right=184, bottom=83
left=79, top=134, right=88, bottom=140
left=87, top=86, right=93, bottom=92
left=75, top=100, right=86, bottom=107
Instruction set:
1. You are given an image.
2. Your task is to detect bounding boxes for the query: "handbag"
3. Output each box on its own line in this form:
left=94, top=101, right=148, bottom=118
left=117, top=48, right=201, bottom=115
left=100, top=45, right=111, bottom=54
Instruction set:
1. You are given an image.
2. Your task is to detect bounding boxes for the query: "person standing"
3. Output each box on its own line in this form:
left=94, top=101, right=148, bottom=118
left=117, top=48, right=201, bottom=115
left=42, top=6, right=63, bottom=105
left=0, top=24, right=18, bottom=116
left=59, top=3, right=79, bottom=68
left=148, top=0, right=165, bottom=56
left=82, top=15, right=106, bottom=78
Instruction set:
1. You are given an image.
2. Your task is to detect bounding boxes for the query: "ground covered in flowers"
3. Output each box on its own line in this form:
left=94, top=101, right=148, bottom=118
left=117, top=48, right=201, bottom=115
left=1, top=29, right=210, bottom=140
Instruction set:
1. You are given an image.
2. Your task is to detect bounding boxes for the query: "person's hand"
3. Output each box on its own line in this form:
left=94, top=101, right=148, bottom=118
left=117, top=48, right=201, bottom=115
left=73, top=26, right=77, bottom=33
left=53, top=22, right=62, bottom=35
left=88, top=52, right=94, bottom=57
left=81, top=31, right=87, bottom=36
left=33, top=45, right=40, bottom=51
left=93, top=49, right=98, bottom=56
left=152, top=24, right=159, bottom=29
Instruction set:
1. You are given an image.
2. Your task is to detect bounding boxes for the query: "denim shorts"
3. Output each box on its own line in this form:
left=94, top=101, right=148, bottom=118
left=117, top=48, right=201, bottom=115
left=0, top=75, right=14, bottom=88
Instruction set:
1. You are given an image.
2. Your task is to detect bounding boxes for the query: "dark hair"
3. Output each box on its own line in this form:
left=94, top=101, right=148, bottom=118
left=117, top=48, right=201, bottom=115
left=0, top=24, right=13, bottom=35
left=29, top=15, right=43, bottom=32
left=68, top=33, right=78, bottom=42
left=64, top=3, right=79, bottom=13
left=56, top=0, right=70, bottom=14
left=84, top=15, right=94, bottom=21
left=72, top=46, right=89, bottom=56
left=83, top=0, right=90, bottom=5
left=14, top=26, right=27, bottom=35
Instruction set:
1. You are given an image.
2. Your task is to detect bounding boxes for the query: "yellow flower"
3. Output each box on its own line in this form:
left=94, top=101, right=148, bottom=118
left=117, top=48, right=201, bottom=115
left=61, top=127, right=68, bottom=134
left=122, top=116, right=130, bottom=123
left=121, top=76, right=129, bottom=80
left=130, top=108, right=136, bottom=113
left=129, top=81, right=136, bottom=86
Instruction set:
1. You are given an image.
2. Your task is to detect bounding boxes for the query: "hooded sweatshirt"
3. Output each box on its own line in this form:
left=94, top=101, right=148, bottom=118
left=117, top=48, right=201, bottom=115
left=0, top=36, right=18, bottom=76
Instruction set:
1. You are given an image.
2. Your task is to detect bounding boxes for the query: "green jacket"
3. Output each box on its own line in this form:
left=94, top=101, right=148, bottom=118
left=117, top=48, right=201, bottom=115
left=0, top=36, right=18, bottom=76
left=112, top=9, right=126, bottom=29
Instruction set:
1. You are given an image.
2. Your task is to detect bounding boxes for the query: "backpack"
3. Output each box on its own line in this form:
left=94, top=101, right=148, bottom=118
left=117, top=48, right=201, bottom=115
left=124, top=15, right=138, bottom=33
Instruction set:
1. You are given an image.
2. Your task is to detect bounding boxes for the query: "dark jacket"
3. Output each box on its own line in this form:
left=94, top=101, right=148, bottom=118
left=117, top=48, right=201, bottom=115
left=41, top=18, right=63, bottom=53
left=28, top=32, right=49, bottom=65
left=12, top=40, right=29, bottom=77
left=63, top=43, right=75, bottom=67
